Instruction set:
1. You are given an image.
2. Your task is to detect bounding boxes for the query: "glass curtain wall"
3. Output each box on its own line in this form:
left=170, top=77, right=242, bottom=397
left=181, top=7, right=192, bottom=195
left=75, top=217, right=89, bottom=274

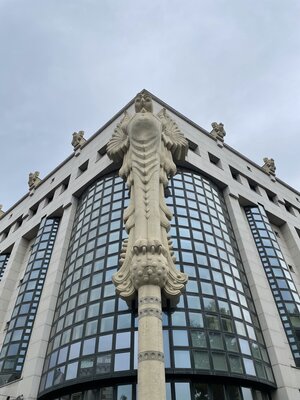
left=164, top=171, right=275, bottom=398
left=39, top=175, right=135, bottom=396
left=0, top=217, right=60, bottom=385
left=39, top=172, right=275, bottom=400
left=245, top=205, right=300, bottom=366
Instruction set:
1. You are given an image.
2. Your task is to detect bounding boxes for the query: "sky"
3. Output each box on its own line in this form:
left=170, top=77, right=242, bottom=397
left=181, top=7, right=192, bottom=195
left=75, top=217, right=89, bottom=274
left=0, top=0, right=300, bottom=210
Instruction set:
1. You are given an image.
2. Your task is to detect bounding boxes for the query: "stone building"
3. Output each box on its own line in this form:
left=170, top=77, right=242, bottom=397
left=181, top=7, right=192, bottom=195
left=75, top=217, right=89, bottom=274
left=0, top=90, right=300, bottom=400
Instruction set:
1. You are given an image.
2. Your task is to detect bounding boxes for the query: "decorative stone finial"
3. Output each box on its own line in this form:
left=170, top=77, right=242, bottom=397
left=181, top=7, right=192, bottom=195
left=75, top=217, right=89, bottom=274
left=107, top=93, right=188, bottom=303
left=0, top=204, right=4, bottom=218
left=71, top=130, right=86, bottom=150
left=210, top=122, right=226, bottom=143
left=28, top=171, right=41, bottom=190
left=134, top=91, right=153, bottom=113
left=262, top=157, right=276, bottom=176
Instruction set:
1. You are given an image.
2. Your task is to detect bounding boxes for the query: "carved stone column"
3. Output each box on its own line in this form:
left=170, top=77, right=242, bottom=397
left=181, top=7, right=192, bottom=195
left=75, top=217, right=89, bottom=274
left=138, top=285, right=165, bottom=399
left=107, top=91, right=188, bottom=400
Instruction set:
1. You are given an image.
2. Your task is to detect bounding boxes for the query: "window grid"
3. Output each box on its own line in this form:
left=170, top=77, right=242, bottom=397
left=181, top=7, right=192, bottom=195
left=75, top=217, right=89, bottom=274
left=0, top=253, right=9, bottom=281
left=0, top=217, right=60, bottom=385
left=245, top=205, right=300, bottom=366
left=39, top=175, right=135, bottom=394
left=44, top=382, right=270, bottom=400
left=40, top=171, right=274, bottom=397
left=163, top=172, right=274, bottom=385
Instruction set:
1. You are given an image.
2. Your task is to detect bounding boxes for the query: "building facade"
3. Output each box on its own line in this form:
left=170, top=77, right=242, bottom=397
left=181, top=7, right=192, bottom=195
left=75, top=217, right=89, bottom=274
left=0, top=91, right=300, bottom=399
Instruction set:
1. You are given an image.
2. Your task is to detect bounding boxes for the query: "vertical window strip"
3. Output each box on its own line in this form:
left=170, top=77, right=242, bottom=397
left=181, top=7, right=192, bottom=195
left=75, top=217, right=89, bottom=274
left=0, top=217, right=60, bottom=385
left=245, top=205, right=300, bottom=366
left=0, top=253, right=10, bottom=281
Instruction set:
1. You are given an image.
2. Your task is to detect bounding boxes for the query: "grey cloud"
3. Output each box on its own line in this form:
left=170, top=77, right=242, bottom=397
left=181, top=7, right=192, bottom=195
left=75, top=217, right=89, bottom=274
left=0, top=0, right=300, bottom=208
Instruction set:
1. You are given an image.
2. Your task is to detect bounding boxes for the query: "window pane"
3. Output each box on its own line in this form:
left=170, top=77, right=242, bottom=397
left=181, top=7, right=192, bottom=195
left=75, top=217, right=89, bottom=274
left=229, top=355, right=243, bottom=374
left=241, top=387, right=253, bottom=400
left=98, top=334, right=112, bottom=352
left=173, top=330, right=189, bottom=346
left=209, top=333, right=224, bottom=350
left=211, top=384, right=225, bottom=400
left=243, top=358, right=256, bottom=376
left=174, top=383, right=191, bottom=400
left=117, top=385, right=132, bottom=400
left=65, top=361, right=78, bottom=380
left=212, top=353, right=228, bottom=371
left=82, top=338, right=96, bottom=355
left=194, top=351, right=210, bottom=369
left=189, top=313, right=204, bottom=328
left=206, top=315, right=220, bottom=330
left=166, top=382, right=172, bottom=400
left=96, top=354, right=111, bottom=374
left=116, top=332, right=131, bottom=349
left=225, top=336, right=238, bottom=352
left=227, top=386, right=242, bottom=400
left=79, top=357, right=94, bottom=377
left=172, top=312, right=187, bottom=326
left=174, top=350, right=191, bottom=368
left=191, top=331, right=207, bottom=348
left=194, top=383, right=208, bottom=400
left=114, top=352, right=130, bottom=371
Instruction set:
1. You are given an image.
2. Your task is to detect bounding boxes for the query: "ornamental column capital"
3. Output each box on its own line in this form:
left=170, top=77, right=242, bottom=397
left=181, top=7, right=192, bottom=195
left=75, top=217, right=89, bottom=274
left=107, top=92, right=188, bottom=303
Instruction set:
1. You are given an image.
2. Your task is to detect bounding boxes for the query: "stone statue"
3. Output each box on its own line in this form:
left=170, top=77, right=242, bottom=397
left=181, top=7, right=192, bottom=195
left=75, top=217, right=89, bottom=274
left=28, top=171, right=41, bottom=190
left=0, top=204, right=4, bottom=218
left=71, top=130, right=86, bottom=150
left=262, top=157, right=276, bottom=175
left=210, top=122, right=226, bottom=142
left=107, top=92, right=188, bottom=302
left=107, top=91, right=189, bottom=400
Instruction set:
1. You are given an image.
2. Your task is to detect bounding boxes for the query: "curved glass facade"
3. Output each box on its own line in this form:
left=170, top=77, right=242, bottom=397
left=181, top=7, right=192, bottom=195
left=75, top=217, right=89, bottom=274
left=39, top=171, right=275, bottom=399
left=46, top=382, right=271, bottom=400
left=0, top=217, right=60, bottom=385
left=39, top=175, right=135, bottom=396
left=245, top=205, right=300, bottom=366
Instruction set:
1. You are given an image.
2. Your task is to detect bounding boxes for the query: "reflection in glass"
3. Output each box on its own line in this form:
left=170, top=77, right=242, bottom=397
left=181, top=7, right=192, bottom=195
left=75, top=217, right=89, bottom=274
left=194, top=351, right=210, bottom=369
left=229, top=355, right=243, bottom=374
left=212, top=353, right=227, bottom=371
left=117, top=384, right=132, bottom=400
left=194, top=383, right=208, bottom=400
left=114, top=353, right=130, bottom=371
left=174, top=350, right=191, bottom=368
left=65, top=361, right=78, bottom=380
left=173, top=330, right=189, bottom=346
left=174, top=383, right=191, bottom=400
left=96, top=355, right=111, bottom=374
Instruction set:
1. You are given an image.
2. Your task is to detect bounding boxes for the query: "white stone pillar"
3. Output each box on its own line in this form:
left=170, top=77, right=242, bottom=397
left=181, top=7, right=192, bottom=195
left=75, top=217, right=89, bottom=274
left=137, top=285, right=165, bottom=400
left=107, top=92, right=188, bottom=400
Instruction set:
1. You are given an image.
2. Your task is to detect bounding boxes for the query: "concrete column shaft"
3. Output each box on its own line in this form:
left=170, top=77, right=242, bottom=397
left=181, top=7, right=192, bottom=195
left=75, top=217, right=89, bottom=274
left=137, top=285, right=166, bottom=400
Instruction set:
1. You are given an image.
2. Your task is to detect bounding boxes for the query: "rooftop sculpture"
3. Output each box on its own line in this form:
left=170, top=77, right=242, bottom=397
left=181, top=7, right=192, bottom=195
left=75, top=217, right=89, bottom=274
left=210, top=122, right=226, bottom=143
left=262, top=157, right=276, bottom=176
left=28, top=171, right=41, bottom=190
left=71, top=130, right=86, bottom=150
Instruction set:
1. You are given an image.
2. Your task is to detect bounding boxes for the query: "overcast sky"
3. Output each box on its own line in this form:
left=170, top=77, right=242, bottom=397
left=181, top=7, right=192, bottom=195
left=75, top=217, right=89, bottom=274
left=1, top=0, right=300, bottom=210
